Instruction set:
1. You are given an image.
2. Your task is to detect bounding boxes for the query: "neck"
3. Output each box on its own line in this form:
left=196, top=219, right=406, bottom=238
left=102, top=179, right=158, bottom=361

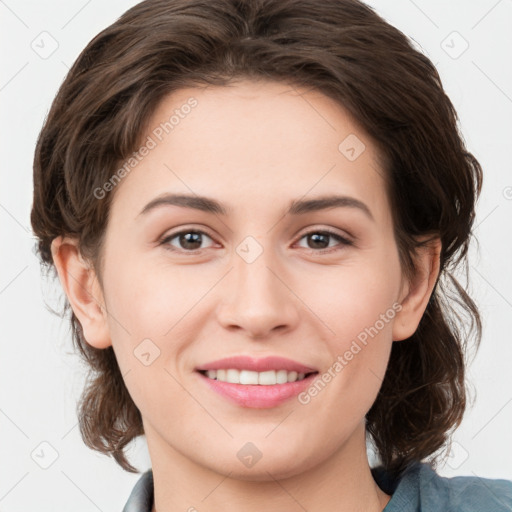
left=146, top=424, right=390, bottom=512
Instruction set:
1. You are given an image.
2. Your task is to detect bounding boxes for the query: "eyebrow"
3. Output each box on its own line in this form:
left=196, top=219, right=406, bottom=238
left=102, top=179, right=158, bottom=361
left=138, top=193, right=374, bottom=221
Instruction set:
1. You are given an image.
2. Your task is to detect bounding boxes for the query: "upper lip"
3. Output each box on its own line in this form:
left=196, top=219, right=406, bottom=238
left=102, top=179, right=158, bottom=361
left=196, top=356, right=317, bottom=374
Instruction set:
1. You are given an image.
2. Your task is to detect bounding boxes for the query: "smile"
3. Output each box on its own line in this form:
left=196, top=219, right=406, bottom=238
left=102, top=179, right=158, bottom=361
left=199, top=368, right=312, bottom=384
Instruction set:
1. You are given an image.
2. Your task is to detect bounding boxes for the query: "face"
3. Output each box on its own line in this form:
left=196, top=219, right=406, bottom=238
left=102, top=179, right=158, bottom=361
left=79, top=80, right=415, bottom=479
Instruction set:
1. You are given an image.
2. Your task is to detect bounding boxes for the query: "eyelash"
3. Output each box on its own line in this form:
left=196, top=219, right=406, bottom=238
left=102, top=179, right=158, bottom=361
left=159, top=227, right=354, bottom=255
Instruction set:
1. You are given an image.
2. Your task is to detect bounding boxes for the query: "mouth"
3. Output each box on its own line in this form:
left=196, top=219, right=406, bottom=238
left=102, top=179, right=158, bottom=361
left=195, top=354, right=317, bottom=374
left=195, top=356, right=319, bottom=408
left=197, top=368, right=317, bottom=384
left=196, top=360, right=318, bottom=409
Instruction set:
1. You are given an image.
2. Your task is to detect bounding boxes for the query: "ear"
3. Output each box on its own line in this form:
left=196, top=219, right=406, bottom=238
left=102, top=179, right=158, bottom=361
left=392, top=237, right=442, bottom=341
left=51, top=236, right=112, bottom=349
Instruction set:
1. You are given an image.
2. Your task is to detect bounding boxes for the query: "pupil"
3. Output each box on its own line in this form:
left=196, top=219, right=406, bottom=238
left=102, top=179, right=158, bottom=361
left=309, top=233, right=329, bottom=249
left=181, top=232, right=202, bottom=250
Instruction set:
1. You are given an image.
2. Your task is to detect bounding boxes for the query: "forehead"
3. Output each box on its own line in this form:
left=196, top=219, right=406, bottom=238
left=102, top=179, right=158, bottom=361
left=109, top=79, right=389, bottom=223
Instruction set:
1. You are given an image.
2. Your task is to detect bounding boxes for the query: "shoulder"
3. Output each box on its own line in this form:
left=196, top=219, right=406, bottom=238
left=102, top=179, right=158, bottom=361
left=374, top=462, right=512, bottom=512
left=419, top=464, right=512, bottom=512
left=122, top=469, right=154, bottom=512
left=396, top=462, right=512, bottom=512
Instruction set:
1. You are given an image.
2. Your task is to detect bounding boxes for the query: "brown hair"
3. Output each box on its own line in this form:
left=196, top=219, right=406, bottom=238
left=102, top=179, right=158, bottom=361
left=31, top=0, right=482, bottom=475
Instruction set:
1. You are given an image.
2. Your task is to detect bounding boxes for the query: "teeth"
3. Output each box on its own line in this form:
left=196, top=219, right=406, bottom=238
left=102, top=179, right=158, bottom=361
left=202, top=369, right=311, bottom=384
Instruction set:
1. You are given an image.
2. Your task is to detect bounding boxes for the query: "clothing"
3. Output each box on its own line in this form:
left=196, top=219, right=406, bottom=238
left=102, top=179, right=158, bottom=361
left=123, top=469, right=153, bottom=512
left=374, top=463, right=512, bottom=511
left=122, top=461, right=512, bottom=511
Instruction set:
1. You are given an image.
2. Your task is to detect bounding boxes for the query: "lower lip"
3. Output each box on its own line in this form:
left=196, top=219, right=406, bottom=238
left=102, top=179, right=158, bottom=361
left=197, top=371, right=318, bottom=408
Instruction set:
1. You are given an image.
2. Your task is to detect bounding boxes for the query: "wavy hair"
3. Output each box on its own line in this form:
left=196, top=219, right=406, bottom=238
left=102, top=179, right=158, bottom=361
left=31, top=0, right=482, bottom=475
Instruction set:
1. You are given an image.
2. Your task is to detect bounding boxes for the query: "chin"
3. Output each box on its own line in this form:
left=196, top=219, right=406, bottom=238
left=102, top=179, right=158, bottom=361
left=214, top=460, right=312, bottom=482
left=199, top=440, right=321, bottom=482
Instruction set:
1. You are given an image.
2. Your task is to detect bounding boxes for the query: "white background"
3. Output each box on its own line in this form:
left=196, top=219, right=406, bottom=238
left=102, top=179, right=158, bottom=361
left=1, top=0, right=511, bottom=510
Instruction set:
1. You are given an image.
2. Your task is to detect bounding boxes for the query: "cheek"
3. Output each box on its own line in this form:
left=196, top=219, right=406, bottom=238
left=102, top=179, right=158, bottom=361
left=311, top=252, right=401, bottom=401
left=102, top=249, right=195, bottom=336
left=101, top=252, right=206, bottom=400
left=103, top=259, right=194, bottom=418
left=316, top=255, right=401, bottom=343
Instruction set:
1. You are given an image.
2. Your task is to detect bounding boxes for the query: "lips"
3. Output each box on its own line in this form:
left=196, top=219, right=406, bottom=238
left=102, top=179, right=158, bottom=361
left=195, top=355, right=317, bottom=374
left=195, top=355, right=319, bottom=408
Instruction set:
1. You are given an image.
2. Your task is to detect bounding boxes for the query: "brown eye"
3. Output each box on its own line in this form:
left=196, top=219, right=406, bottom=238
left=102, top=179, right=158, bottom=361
left=161, top=230, right=215, bottom=252
left=296, top=230, right=353, bottom=252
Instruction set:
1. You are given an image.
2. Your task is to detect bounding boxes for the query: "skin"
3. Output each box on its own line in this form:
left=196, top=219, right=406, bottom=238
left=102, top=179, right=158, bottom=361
left=52, top=80, right=441, bottom=512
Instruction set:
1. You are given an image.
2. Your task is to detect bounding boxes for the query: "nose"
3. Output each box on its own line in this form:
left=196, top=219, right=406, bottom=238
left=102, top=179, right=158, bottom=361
left=215, top=245, right=301, bottom=339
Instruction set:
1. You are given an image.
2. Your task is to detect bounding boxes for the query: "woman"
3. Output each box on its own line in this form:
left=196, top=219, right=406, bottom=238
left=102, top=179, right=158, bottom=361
left=31, top=0, right=512, bottom=510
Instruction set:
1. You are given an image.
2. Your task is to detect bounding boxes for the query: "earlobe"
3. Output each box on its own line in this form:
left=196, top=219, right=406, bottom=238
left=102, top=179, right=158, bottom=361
left=392, top=237, right=442, bottom=342
left=51, top=236, right=112, bottom=349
